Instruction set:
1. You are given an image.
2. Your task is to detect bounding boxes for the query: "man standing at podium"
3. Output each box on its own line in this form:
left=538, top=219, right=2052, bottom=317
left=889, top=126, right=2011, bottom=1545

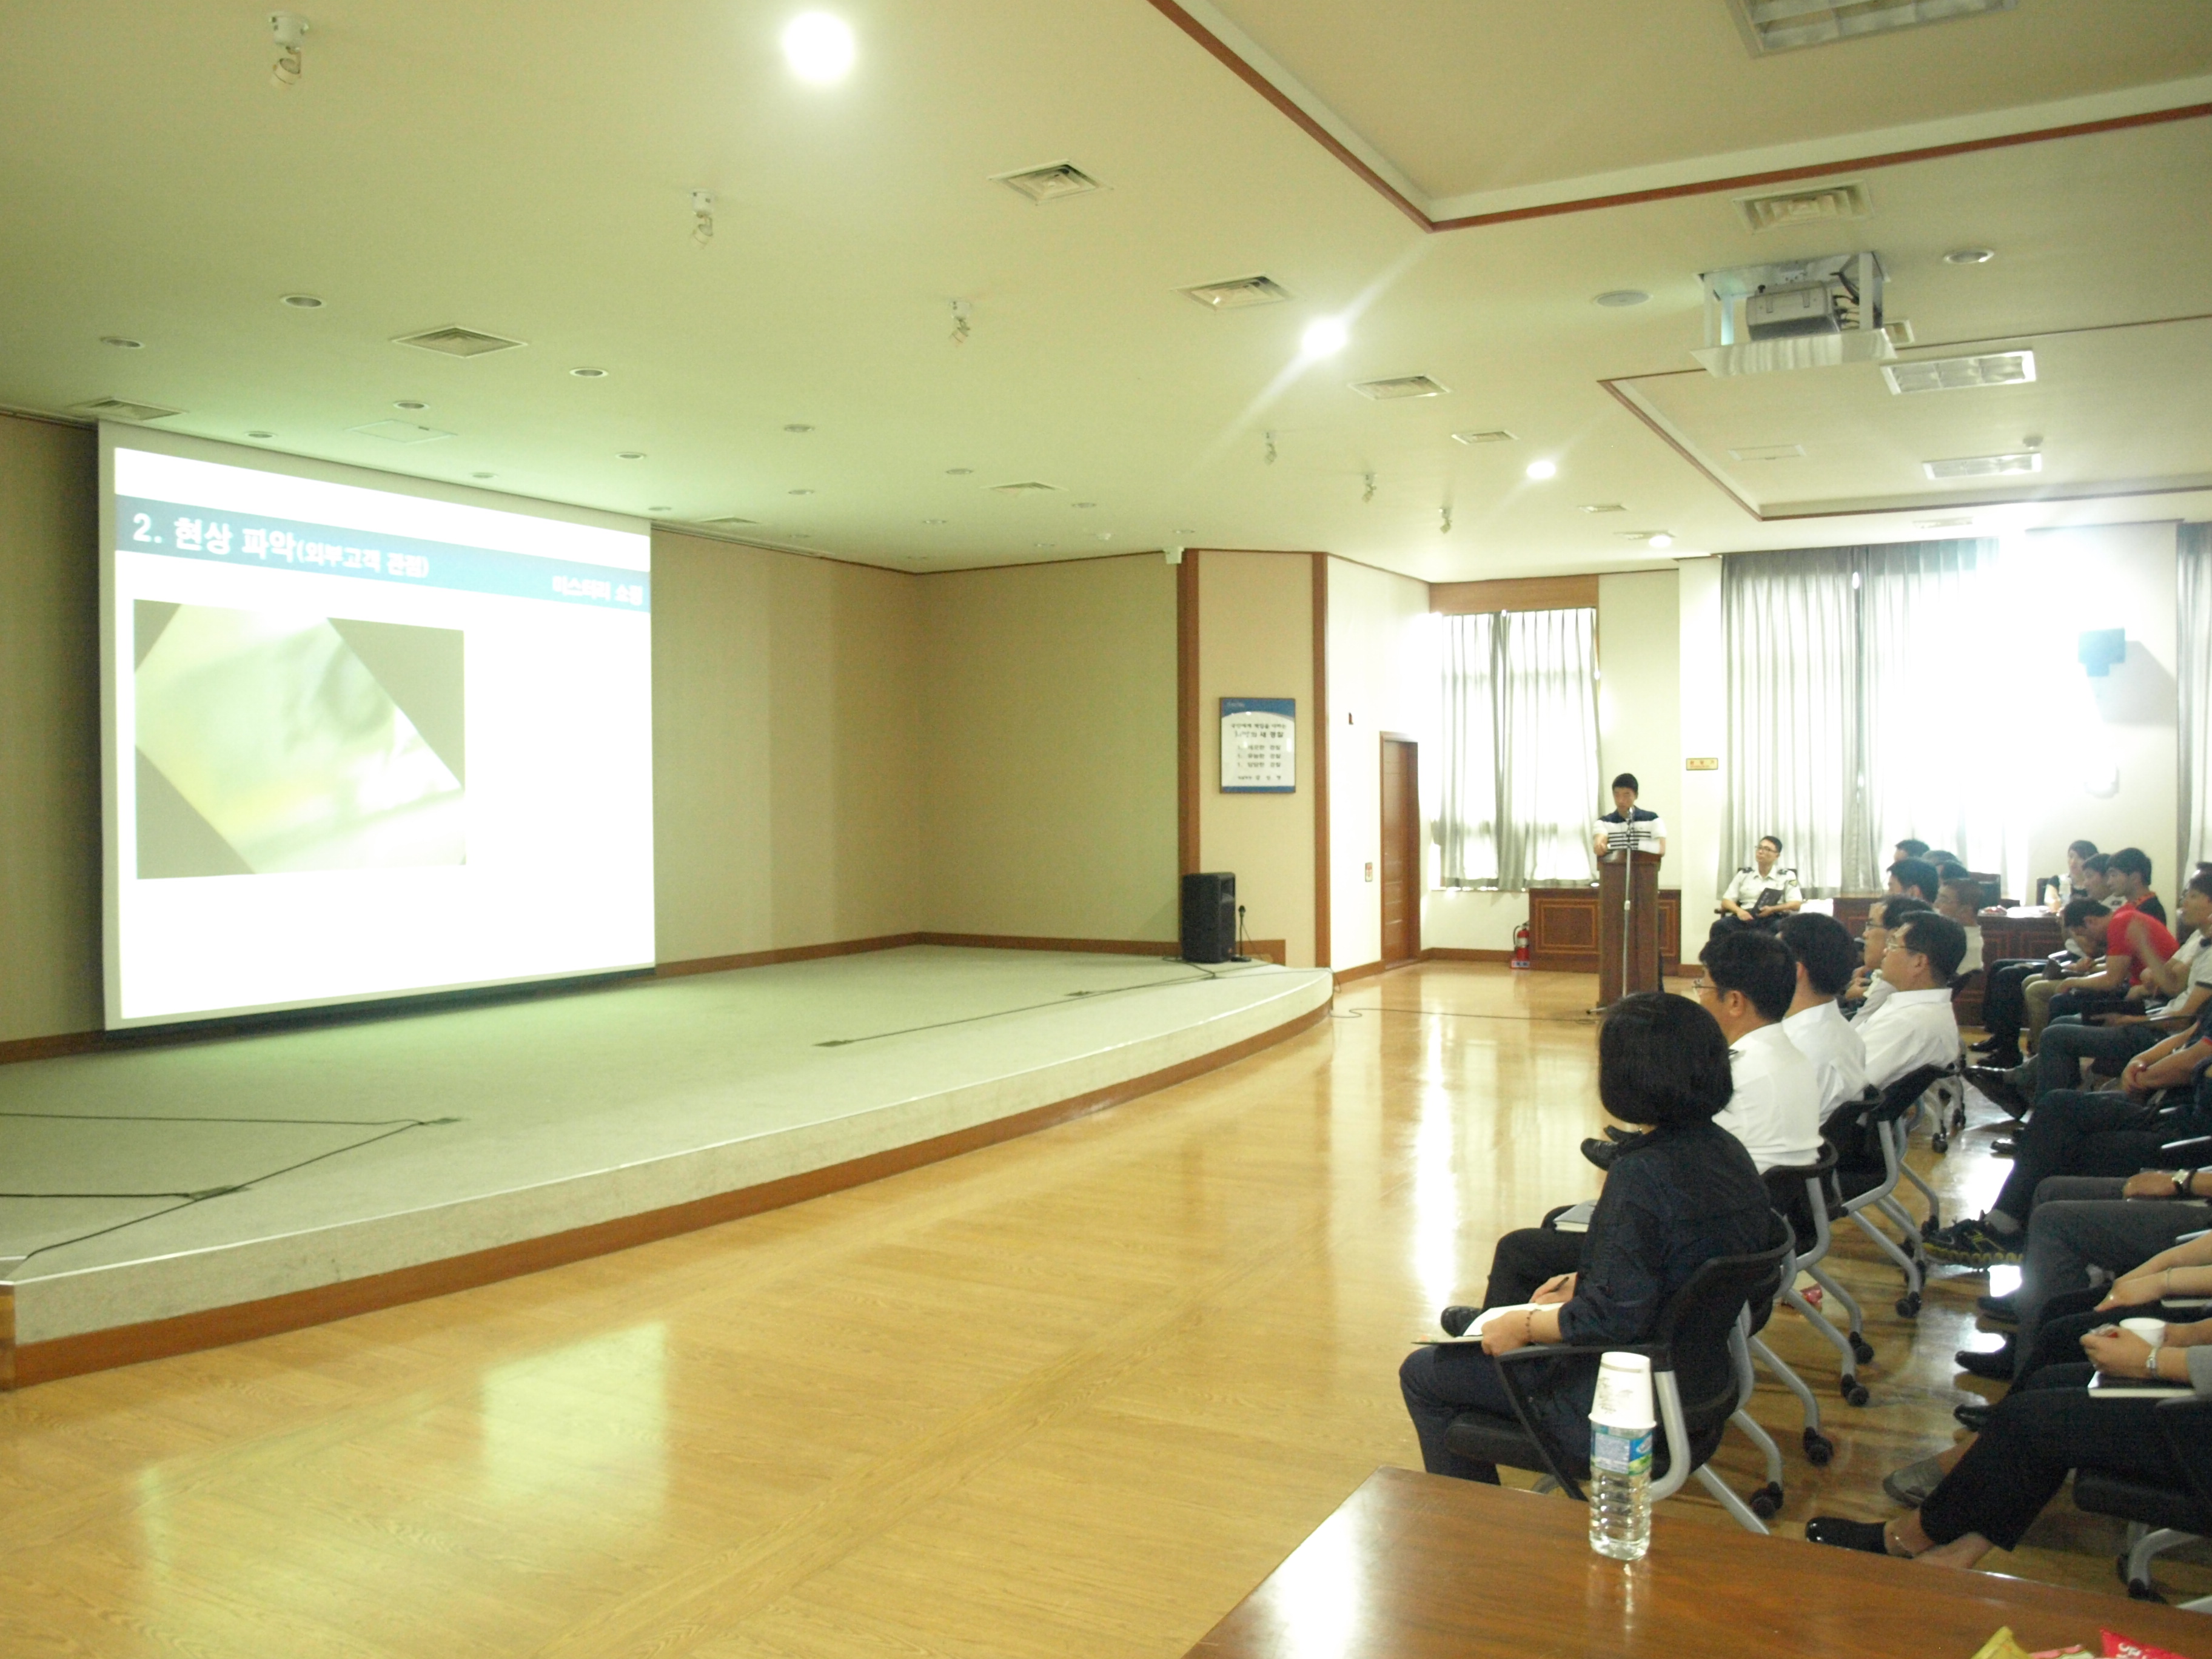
left=1592, top=774, right=1667, bottom=862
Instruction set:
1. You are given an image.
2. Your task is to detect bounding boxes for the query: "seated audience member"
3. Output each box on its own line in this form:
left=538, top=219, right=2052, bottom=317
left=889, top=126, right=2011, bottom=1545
left=1974, top=843, right=2104, bottom=1068
left=1846, top=895, right=1932, bottom=1021
left=2018, top=882, right=2127, bottom=1054
left=1854, top=912, right=1966, bottom=1088
left=1712, top=836, right=1802, bottom=941
left=1401, top=994, right=1771, bottom=1484
left=1971, top=868, right=2212, bottom=1114
left=1892, top=838, right=1931, bottom=864
left=2036, top=888, right=2177, bottom=1036
left=1888, top=857, right=1942, bottom=905
left=2106, top=845, right=2168, bottom=929
left=1936, top=877, right=1985, bottom=977
left=1779, top=914, right=1869, bottom=1117
left=1926, top=1016, right=2212, bottom=1267
left=1808, top=1307, right=2212, bottom=1568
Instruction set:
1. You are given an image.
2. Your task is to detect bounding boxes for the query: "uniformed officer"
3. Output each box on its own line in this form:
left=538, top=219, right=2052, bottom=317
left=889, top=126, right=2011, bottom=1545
left=1592, top=773, right=1667, bottom=861
left=1714, top=834, right=1803, bottom=941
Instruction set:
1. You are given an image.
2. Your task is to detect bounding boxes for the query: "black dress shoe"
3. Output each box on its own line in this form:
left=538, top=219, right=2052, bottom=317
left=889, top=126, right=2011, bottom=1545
left=1954, top=1341, right=2015, bottom=1381
left=1603, top=1125, right=1634, bottom=1143
left=1966, top=1067, right=2033, bottom=1117
left=1990, top=1138, right=2018, bottom=1158
left=1805, top=1517, right=1892, bottom=1553
left=1581, top=1136, right=1620, bottom=1172
left=1976, top=1292, right=2019, bottom=1325
left=1954, top=1402, right=1994, bottom=1432
left=1441, top=1305, right=1480, bottom=1338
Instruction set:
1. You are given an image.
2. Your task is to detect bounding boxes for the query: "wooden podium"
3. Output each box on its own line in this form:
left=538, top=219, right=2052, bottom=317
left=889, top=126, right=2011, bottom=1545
left=1597, top=851, right=1663, bottom=1007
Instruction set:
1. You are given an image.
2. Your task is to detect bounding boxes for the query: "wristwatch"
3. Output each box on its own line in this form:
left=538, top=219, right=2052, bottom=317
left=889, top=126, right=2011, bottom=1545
left=2176, top=1170, right=2198, bottom=1198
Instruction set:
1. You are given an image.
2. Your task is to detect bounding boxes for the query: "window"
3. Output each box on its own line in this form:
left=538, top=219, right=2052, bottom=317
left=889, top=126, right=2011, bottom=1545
left=1438, top=608, right=1601, bottom=890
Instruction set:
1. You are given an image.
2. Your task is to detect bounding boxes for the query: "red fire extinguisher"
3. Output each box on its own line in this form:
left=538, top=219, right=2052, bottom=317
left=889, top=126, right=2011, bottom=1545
left=1511, top=922, right=1532, bottom=969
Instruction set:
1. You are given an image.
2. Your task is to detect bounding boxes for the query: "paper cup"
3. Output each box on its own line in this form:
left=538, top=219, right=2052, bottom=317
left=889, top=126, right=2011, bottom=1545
left=2122, top=1318, right=2168, bottom=1345
left=1591, top=1352, right=1655, bottom=1429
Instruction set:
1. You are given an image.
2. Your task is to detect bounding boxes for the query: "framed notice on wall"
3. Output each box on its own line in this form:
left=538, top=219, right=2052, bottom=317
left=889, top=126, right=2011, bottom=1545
left=1221, top=697, right=1296, bottom=793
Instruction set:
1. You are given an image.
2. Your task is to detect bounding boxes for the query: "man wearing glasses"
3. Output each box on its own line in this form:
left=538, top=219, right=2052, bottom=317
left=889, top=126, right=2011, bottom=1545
left=1855, top=912, right=1968, bottom=1090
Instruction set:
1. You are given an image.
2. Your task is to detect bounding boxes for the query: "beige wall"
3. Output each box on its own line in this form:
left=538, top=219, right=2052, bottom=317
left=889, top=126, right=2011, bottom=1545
left=0, top=414, right=99, bottom=1042
left=920, top=555, right=1179, bottom=942
left=1196, top=551, right=1316, bottom=967
left=652, top=529, right=923, bottom=964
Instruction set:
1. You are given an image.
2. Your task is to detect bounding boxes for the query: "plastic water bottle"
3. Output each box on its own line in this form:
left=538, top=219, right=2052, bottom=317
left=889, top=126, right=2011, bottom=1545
left=1588, top=1352, right=1655, bottom=1561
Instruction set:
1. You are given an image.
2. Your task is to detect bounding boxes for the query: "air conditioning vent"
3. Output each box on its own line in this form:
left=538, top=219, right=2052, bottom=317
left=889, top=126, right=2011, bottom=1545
left=1352, top=375, right=1449, bottom=401
left=1729, top=443, right=1806, bottom=462
left=392, top=325, right=527, bottom=358
left=990, top=480, right=1061, bottom=494
left=1923, top=451, right=2041, bottom=481
left=1452, top=429, right=1513, bottom=444
left=1582, top=503, right=1627, bottom=514
left=73, top=397, right=182, bottom=423
left=1883, top=349, right=2036, bottom=395
left=993, top=163, right=1100, bottom=204
left=1181, top=275, right=1292, bottom=310
left=1734, top=0, right=2016, bottom=55
left=348, top=419, right=455, bottom=443
left=1735, top=182, right=1869, bottom=232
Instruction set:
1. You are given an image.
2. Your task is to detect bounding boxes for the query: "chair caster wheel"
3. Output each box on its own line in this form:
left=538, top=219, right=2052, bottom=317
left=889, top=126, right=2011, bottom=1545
left=1897, top=1292, right=1922, bottom=1318
left=1932, top=1132, right=1949, bottom=1154
left=1749, top=1483, right=1783, bottom=1520
left=1803, top=1430, right=1834, bottom=1466
left=2128, top=1580, right=2166, bottom=1603
left=1842, top=1381, right=1869, bottom=1408
left=1850, top=1336, right=1875, bottom=1364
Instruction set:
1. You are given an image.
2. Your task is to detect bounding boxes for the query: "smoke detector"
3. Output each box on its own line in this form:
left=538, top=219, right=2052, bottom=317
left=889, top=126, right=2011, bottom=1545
left=1923, top=451, right=2042, bottom=481
left=1352, top=375, right=1449, bottom=400
left=392, top=325, right=526, bottom=358
left=1735, top=183, right=1869, bottom=232
left=73, top=397, right=182, bottom=423
left=992, top=163, right=1100, bottom=204
left=1882, top=350, right=2036, bottom=395
left=1181, top=275, right=1292, bottom=310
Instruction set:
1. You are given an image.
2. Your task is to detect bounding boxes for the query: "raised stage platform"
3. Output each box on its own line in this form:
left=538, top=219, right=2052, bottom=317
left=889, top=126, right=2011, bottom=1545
left=0, top=947, right=1333, bottom=1387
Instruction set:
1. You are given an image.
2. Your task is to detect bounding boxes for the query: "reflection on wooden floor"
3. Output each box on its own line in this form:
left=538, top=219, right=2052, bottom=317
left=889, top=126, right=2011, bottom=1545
left=4, top=962, right=2201, bottom=1657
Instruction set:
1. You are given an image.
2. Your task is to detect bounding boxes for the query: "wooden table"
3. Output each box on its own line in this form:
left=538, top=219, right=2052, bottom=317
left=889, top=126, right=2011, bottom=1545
left=1184, top=1467, right=2211, bottom=1658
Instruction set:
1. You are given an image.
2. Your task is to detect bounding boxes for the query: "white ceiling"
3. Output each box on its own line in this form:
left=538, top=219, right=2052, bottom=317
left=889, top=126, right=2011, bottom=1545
left=1, top=0, right=2208, bottom=583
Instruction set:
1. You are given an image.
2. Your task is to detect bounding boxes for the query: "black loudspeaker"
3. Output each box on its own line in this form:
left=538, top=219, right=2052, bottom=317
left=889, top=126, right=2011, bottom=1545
left=1180, top=871, right=1238, bottom=964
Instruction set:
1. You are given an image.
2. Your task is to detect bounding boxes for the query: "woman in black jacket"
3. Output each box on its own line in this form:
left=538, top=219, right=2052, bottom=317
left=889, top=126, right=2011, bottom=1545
left=1399, top=991, right=1774, bottom=1482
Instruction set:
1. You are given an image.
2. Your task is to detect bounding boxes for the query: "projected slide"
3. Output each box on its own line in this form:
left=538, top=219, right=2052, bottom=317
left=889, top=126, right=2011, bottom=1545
left=104, top=432, right=655, bottom=1027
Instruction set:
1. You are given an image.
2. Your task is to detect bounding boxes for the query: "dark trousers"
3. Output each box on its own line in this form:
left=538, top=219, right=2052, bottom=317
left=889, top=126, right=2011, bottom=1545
left=2029, top=1019, right=2167, bottom=1104
left=1990, top=1090, right=2162, bottom=1223
left=1486, top=1224, right=1587, bottom=1307
left=2015, top=1293, right=2198, bottom=1384
left=2049, top=989, right=2136, bottom=1025
left=1920, top=1364, right=2188, bottom=1550
left=1981, top=960, right=2051, bottom=1043
left=2014, top=1179, right=2211, bottom=1355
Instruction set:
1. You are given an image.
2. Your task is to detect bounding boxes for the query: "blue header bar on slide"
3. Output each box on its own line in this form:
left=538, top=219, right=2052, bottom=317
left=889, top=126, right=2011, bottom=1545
left=116, top=495, right=651, bottom=612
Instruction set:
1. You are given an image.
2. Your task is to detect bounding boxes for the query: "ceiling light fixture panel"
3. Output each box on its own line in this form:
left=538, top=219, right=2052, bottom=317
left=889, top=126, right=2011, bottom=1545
left=1735, top=183, right=1869, bottom=232
left=1453, top=429, right=1513, bottom=444
left=1733, top=0, right=2016, bottom=56
left=74, top=397, right=181, bottom=423
left=1882, top=349, right=2036, bottom=395
left=1351, top=375, right=1447, bottom=400
left=1923, top=451, right=2042, bottom=480
left=1181, top=275, right=1292, bottom=309
left=992, top=162, right=1101, bottom=204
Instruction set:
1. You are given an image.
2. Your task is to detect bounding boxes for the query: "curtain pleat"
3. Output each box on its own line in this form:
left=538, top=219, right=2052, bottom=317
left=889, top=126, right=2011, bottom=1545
left=2181, top=523, right=2212, bottom=873
left=1439, top=608, right=1598, bottom=890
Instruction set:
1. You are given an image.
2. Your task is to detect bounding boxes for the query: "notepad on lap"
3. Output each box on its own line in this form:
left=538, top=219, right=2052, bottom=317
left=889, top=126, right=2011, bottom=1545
left=1412, top=1303, right=1543, bottom=1346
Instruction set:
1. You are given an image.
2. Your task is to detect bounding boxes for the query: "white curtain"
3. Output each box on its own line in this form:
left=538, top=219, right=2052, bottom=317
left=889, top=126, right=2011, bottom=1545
left=1724, top=540, right=2005, bottom=896
left=2182, top=523, right=2212, bottom=873
left=1439, top=608, right=1600, bottom=890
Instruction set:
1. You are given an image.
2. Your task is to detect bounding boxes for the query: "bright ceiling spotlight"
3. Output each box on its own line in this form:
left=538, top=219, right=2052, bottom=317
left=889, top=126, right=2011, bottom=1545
left=782, top=12, right=855, bottom=82
left=1524, top=458, right=1558, bottom=481
left=1300, top=317, right=1349, bottom=358
left=1647, top=532, right=1673, bottom=549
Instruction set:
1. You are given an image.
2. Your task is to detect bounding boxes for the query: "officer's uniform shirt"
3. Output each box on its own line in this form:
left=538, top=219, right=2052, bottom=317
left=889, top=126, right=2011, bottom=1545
left=1720, top=863, right=1803, bottom=913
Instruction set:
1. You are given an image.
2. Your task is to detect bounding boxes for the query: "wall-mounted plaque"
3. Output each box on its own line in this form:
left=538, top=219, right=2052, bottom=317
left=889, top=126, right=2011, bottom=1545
left=1221, top=697, right=1295, bottom=793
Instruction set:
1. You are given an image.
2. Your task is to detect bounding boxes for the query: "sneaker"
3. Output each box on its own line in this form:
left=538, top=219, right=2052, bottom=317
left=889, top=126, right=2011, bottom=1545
left=1923, top=1218, right=2025, bottom=1269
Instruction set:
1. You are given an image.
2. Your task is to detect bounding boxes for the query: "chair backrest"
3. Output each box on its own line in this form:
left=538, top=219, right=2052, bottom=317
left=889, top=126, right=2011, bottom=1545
left=1652, top=1213, right=1794, bottom=1450
left=1865, top=1062, right=1947, bottom=1124
left=1761, top=1143, right=1837, bottom=1254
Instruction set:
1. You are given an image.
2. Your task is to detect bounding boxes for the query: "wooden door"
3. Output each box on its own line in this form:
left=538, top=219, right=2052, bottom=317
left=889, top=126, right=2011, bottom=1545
left=1380, top=737, right=1420, bottom=965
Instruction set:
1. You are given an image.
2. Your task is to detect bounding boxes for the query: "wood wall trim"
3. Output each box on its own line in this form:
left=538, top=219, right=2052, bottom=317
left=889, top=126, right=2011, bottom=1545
left=1311, top=552, right=1331, bottom=968
left=1178, top=549, right=1201, bottom=876
left=655, top=933, right=923, bottom=977
left=1430, top=575, right=1601, bottom=615
left=1424, top=947, right=1515, bottom=964
left=3, top=997, right=1332, bottom=1389
left=913, top=933, right=1179, bottom=956
left=1138, top=6, right=2212, bottom=236
left=1333, top=959, right=1384, bottom=986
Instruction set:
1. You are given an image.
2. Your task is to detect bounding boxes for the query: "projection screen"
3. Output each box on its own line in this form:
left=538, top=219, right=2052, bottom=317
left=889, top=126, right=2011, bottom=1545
left=101, top=427, right=655, bottom=1028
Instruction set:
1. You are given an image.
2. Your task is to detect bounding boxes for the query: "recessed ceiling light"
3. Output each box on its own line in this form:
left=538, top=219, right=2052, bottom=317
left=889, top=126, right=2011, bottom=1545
left=1525, top=459, right=1558, bottom=480
left=1647, top=534, right=1674, bottom=550
left=617, top=451, right=646, bottom=460
left=100, top=335, right=143, bottom=349
left=1301, top=318, right=1349, bottom=358
left=783, top=423, right=815, bottom=434
left=1071, top=501, right=1097, bottom=509
left=788, top=487, right=814, bottom=495
left=1583, top=503, right=1627, bottom=514
left=1453, top=429, right=1513, bottom=445
left=921, top=517, right=947, bottom=525
left=247, top=430, right=274, bottom=439
left=649, top=504, right=671, bottom=512
left=281, top=293, right=324, bottom=309
left=1594, top=290, right=1649, bottom=307
left=394, top=400, right=428, bottom=411
left=471, top=471, right=494, bottom=479
left=570, top=367, right=607, bottom=378
left=1923, top=451, right=2041, bottom=480
left=945, top=466, right=973, bottom=475
left=1943, top=247, right=1996, bottom=265
left=782, top=12, right=855, bottom=83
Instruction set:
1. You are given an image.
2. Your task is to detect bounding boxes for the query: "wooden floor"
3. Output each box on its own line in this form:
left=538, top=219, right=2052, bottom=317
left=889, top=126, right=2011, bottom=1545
left=4, top=962, right=2204, bottom=1657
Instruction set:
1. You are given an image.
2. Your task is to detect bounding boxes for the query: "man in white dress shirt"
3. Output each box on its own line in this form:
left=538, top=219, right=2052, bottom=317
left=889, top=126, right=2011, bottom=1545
left=1854, top=913, right=1967, bottom=1088
left=1694, top=929, right=1824, bottom=1173
left=1778, top=913, right=1869, bottom=1119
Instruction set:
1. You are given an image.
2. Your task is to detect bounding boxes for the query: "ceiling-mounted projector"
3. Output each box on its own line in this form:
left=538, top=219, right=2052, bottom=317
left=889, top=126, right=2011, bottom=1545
left=1692, top=251, right=1891, bottom=377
